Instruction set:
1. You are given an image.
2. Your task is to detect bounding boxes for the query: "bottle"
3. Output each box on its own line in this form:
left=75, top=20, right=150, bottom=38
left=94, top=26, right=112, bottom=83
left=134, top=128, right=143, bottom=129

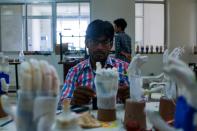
left=136, top=45, right=139, bottom=54
left=155, top=45, right=159, bottom=53
left=145, top=45, right=149, bottom=54
left=19, top=50, right=25, bottom=62
left=159, top=46, right=163, bottom=53
left=150, top=45, right=154, bottom=53
left=140, top=45, right=144, bottom=54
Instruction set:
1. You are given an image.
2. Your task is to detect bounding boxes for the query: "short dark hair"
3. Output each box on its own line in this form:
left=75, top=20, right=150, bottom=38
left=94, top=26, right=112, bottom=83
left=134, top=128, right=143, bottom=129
left=85, top=19, right=114, bottom=43
left=113, top=18, right=127, bottom=31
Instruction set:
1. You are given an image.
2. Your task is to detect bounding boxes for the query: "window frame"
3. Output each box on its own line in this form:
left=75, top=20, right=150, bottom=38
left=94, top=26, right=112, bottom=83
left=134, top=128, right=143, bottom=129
left=135, top=0, right=167, bottom=52
left=25, top=2, right=53, bottom=52
left=56, top=2, right=90, bottom=52
left=0, top=0, right=90, bottom=54
left=0, top=3, right=24, bottom=53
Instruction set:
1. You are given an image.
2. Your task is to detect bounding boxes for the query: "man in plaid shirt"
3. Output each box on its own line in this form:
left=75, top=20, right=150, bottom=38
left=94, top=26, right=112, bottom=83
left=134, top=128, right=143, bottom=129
left=60, top=19, right=130, bottom=106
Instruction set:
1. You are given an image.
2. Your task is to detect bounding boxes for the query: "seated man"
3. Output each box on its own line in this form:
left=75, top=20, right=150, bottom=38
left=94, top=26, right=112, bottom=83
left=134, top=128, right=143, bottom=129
left=60, top=19, right=130, bottom=106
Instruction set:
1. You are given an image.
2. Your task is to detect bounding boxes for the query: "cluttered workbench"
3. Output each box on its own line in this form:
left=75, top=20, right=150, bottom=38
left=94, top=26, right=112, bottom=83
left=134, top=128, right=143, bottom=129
left=0, top=98, right=160, bottom=131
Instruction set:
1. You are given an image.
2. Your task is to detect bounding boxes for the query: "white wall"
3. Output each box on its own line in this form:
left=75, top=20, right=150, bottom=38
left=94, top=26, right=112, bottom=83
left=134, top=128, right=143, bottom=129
left=167, top=0, right=197, bottom=62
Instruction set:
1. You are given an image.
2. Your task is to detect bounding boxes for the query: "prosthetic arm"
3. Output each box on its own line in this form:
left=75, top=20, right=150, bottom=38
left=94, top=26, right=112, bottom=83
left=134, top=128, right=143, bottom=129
left=1, top=59, right=60, bottom=131
left=128, top=54, right=148, bottom=101
left=146, top=57, right=197, bottom=131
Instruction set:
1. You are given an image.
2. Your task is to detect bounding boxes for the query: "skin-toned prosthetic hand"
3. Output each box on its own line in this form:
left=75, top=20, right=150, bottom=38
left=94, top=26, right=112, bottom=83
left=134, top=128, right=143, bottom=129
left=145, top=57, right=197, bottom=131
left=1, top=59, right=60, bottom=131
left=71, top=86, right=95, bottom=106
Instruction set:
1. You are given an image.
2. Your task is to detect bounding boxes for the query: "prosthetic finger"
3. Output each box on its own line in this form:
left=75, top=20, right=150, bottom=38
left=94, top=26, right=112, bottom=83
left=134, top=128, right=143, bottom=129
left=29, top=59, right=42, bottom=91
left=40, top=60, right=52, bottom=93
left=164, top=62, right=196, bottom=88
left=20, top=61, right=33, bottom=91
left=50, top=65, right=60, bottom=96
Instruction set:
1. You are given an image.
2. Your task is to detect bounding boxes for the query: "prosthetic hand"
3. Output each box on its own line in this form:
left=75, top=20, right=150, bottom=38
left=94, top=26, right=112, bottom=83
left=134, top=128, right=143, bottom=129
left=1, top=59, right=60, bottom=131
left=168, top=47, right=184, bottom=59
left=128, top=54, right=148, bottom=101
left=95, top=62, right=119, bottom=109
left=146, top=57, right=197, bottom=131
left=164, top=57, right=197, bottom=108
left=163, top=47, right=184, bottom=65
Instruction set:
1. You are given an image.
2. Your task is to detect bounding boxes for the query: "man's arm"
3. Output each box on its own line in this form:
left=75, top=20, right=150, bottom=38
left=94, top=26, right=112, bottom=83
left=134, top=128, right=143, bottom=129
left=60, top=68, right=77, bottom=101
left=117, top=62, right=130, bottom=103
left=117, top=85, right=130, bottom=103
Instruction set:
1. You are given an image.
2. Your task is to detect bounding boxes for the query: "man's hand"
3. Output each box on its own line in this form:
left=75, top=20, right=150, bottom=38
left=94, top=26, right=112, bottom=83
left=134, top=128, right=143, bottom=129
left=117, top=85, right=130, bottom=103
left=71, top=86, right=95, bottom=106
left=120, top=51, right=132, bottom=61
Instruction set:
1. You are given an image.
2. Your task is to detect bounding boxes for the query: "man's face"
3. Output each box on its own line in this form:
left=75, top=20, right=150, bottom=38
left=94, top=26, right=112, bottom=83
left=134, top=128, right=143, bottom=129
left=86, top=37, right=112, bottom=63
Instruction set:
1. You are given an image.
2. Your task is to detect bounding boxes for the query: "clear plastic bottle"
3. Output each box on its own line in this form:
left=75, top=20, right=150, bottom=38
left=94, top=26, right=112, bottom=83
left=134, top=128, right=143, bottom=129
left=19, top=50, right=25, bottom=62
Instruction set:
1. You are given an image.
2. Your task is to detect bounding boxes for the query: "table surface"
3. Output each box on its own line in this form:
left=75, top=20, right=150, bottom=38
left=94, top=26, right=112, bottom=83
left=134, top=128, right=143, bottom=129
left=0, top=101, right=159, bottom=131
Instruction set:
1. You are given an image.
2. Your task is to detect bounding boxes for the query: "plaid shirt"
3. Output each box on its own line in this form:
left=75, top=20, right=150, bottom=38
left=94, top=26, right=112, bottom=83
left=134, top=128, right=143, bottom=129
left=60, top=56, right=129, bottom=101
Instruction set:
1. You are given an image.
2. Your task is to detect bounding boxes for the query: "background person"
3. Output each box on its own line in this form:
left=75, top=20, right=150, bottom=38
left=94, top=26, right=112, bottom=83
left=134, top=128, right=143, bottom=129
left=113, top=18, right=132, bottom=62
